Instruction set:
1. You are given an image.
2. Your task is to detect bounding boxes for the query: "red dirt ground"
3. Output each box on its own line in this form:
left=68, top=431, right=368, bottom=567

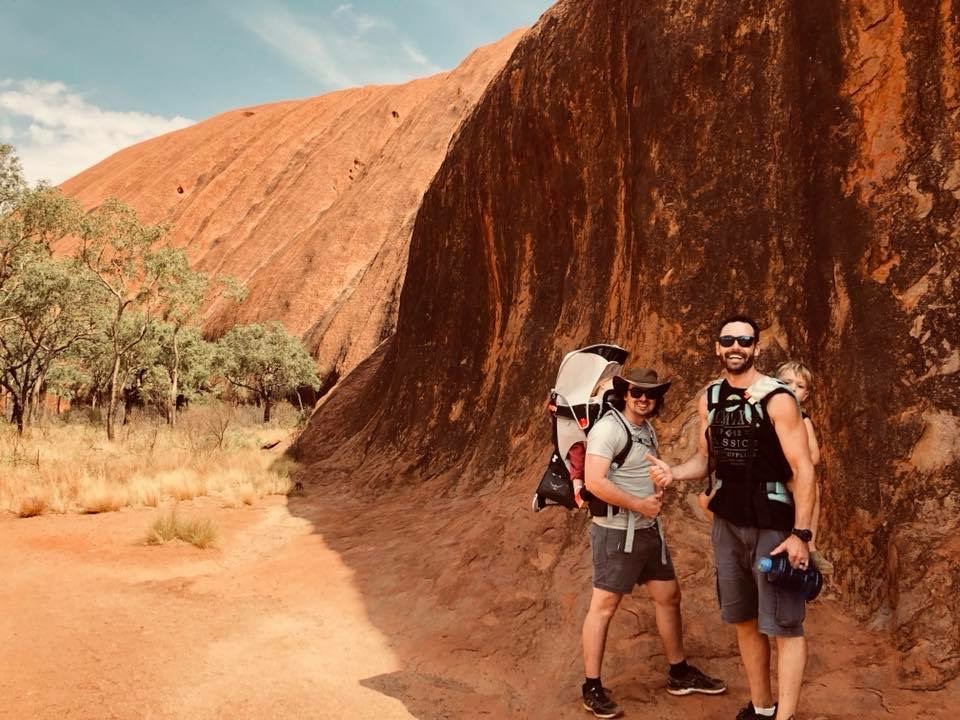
left=2, top=489, right=957, bottom=719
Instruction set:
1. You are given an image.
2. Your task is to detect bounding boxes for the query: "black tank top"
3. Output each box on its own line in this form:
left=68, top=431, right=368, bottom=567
left=706, top=380, right=795, bottom=530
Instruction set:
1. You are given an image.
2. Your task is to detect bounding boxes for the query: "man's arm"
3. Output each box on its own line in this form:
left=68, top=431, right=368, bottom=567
left=650, top=392, right=710, bottom=487
left=804, top=417, right=821, bottom=466
left=768, top=392, right=816, bottom=567
left=584, top=453, right=663, bottom=518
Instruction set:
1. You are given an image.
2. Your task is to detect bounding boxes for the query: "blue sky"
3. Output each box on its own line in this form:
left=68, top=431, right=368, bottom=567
left=0, top=1, right=551, bottom=185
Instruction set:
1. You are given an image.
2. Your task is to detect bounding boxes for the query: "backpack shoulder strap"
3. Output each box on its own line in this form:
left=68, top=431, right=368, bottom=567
left=705, top=379, right=725, bottom=424
left=609, top=410, right=633, bottom=469
left=748, top=377, right=797, bottom=423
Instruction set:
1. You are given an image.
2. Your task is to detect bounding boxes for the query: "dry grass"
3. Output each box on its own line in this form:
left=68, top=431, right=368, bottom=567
left=146, top=509, right=218, bottom=549
left=81, top=480, right=127, bottom=514
left=0, top=401, right=303, bottom=517
left=18, top=495, right=48, bottom=518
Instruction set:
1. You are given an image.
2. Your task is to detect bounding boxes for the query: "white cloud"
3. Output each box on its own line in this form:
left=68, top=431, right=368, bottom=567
left=401, top=42, right=430, bottom=67
left=236, top=9, right=357, bottom=87
left=330, top=3, right=391, bottom=36
left=233, top=4, right=443, bottom=91
left=0, top=79, right=193, bottom=185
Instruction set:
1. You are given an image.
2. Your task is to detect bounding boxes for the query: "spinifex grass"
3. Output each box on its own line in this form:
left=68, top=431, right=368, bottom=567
left=146, top=509, right=218, bottom=549
left=0, top=401, right=303, bottom=517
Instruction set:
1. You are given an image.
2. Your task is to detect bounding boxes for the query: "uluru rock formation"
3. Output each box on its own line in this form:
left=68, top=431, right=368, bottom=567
left=60, top=30, right=524, bottom=387
left=294, top=0, right=960, bottom=697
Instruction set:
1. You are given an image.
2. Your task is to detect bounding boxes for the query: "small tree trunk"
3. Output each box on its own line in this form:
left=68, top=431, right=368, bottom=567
left=263, top=396, right=272, bottom=423
left=168, top=328, right=180, bottom=427
left=123, top=387, right=133, bottom=426
left=16, top=383, right=30, bottom=435
left=11, top=395, right=24, bottom=435
left=26, top=390, right=37, bottom=427
left=107, top=354, right=121, bottom=441
left=29, top=371, right=44, bottom=426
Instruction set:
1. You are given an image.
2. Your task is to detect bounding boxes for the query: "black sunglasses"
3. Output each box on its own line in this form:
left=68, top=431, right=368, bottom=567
left=718, top=335, right=756, bottom=348
left=628, top=386, right=663, bottom=399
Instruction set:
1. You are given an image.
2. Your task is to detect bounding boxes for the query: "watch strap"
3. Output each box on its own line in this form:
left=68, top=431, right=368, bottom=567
left=791, top=527, right=813, bottom=542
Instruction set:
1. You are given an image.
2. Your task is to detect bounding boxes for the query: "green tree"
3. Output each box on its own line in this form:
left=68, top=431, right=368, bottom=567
left=76, top=199, right=181, bottom=440
left=0, top=149, right=95, bottom=431
left=217, top=322, right=319, bottom=423
left=143, top=322, right=216, bottom=417
left=0, top=255, right=103, bottom=432
left=1, top=184, right=83, bottom=324
left=0, top=143, right=27, bottom=214
left=153, top=249, right=206, bottom=425
left=153, top=255, right=244, bottom=426
left=43, top=358, right=92, bottom=414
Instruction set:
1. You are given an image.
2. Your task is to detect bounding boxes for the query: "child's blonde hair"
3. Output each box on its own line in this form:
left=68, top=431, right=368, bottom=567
left=776, top=360, right=814, bottom=389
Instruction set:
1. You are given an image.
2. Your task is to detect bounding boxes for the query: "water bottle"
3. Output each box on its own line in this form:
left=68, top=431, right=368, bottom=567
left=757, top=553, right=823, bottom=601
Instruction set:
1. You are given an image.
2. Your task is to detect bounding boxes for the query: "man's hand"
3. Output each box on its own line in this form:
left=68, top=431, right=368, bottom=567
left=648, top=455, right=674, bottom=488
left=770, top=534, right=810, bottom=570
left=632, top=490, right=663, bottom=518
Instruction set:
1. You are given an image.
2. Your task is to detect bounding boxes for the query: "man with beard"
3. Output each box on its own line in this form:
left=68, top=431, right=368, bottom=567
left=580, top=367, right=725, bottom=718
left=650, top=315, right=815, bottom=720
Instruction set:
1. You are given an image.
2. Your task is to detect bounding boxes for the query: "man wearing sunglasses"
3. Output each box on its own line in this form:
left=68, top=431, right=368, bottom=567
left=650, top=314, right=816, bottom=720
left=579, top=367, right=725, bottom=718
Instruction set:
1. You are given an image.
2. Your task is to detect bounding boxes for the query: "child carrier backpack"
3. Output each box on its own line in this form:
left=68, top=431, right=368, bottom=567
left=531, top=344, right=633, bottom=516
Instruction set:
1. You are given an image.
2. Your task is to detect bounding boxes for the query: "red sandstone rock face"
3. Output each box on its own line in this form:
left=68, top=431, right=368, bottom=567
left=296, top=0, right=960, bottom=690
left=60, top=31, right=523, bottom=386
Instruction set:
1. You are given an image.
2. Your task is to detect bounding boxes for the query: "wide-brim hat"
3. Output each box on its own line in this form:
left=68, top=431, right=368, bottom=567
left=612, top=367, right=672, bottom=394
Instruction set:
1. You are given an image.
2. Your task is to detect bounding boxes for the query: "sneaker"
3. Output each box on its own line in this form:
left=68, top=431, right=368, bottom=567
left=666, top=664, right=727, bottom=696
left=735, top=701, right=778, bottom=719
left=581, top=684, right=623, bottom=718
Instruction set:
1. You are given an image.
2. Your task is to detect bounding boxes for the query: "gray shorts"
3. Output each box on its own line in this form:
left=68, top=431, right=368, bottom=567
left=711, top=517, right=806, bottom=637
left=590, top=523, right=676, bottom=594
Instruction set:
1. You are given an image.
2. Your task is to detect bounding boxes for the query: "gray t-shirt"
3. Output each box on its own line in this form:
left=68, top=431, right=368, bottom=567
left=586, top=409, right=658, bottom=531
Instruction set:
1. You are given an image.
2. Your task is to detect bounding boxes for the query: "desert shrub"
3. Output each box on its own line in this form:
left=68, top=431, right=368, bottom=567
left=81, top=480, right=127, bottom=513
left=18, top=495, right=48, bottom=518
left=146, top=509, right=217, bottom=549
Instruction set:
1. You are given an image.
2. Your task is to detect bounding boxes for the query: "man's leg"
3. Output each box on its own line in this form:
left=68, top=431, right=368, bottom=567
left=582, top=587, right=623, bottom=677
left=647, top=568, right=726, bottom=697
left=645, top=578, right=684, bottom=663
left=735, top=619, right=774, bottom=709
left=774, top=635, right=807, bottom=719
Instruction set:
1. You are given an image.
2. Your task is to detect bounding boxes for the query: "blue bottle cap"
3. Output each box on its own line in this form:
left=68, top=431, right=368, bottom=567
left=757, top=556, right=773, bottom=572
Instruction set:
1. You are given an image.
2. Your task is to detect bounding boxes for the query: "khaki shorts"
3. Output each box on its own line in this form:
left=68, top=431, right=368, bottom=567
left=711, top=517, right=806, bottom=637
left=590, top=523, right=676, bottom=594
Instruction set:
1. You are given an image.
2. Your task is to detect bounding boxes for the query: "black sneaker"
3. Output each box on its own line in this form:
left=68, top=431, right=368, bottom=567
left=666, top=664, right=727, bottom=695
left=735, top=701, right=778, bottom=719
left=581, top=684, right=623, bottom=718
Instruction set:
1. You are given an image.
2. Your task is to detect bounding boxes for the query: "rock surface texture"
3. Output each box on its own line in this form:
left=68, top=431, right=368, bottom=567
left=60, top=31, right=523, bottom=386
left=295, top=0, right=960, bottom=692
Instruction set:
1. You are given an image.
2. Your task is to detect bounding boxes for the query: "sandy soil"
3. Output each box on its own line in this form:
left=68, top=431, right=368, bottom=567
left=1, top=487, right=957, bottom=719
left=0, top=496, right=414, bottom=720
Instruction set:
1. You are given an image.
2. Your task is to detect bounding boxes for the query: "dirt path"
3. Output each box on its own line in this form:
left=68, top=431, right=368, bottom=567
left=1, top=490, right=957, bottom=719
left=0, top=497, right=414, bottom=720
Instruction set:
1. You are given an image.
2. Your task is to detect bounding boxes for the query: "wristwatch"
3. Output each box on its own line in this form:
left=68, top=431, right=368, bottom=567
left=791, top=528, right=813, bottom=543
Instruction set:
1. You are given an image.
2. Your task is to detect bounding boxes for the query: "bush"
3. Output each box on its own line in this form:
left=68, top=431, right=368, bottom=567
left=145, top=509, right=217, bottom=549
left=18, top=495, right=48, bottom=518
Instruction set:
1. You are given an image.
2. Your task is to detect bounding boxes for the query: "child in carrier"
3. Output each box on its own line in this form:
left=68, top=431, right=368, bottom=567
left=546, top=399, right=588, bottom=508
left=776, top=360, right=832, bottom=574
left=533, top=344, right=629, bottom=514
